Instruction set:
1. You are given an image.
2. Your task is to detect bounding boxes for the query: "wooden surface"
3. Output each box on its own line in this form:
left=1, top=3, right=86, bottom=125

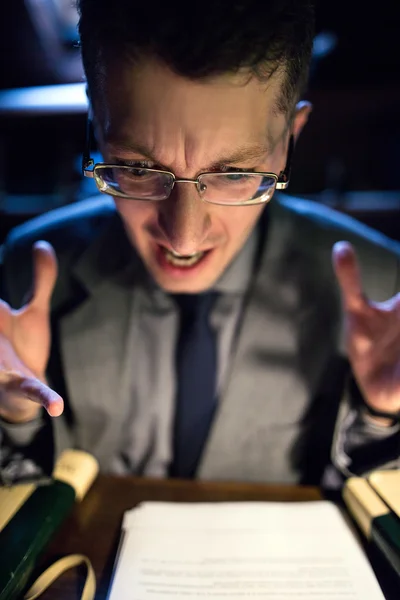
left=33, top=475, right=321, bottom=600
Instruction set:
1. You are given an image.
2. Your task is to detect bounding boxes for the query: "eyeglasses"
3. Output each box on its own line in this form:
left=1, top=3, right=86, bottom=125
left=82, top=119, right=293, bottom=206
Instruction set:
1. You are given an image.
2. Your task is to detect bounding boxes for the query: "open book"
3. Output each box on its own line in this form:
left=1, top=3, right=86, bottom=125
left=107, top=500, right=385, bottom=599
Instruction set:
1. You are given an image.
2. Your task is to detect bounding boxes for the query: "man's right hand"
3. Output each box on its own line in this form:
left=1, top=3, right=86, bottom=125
left=0, top=241, right=64, bottom=423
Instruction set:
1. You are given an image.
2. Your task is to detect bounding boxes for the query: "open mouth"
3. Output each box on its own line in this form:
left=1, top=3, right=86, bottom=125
left=161, top=246, right=208, bottom=267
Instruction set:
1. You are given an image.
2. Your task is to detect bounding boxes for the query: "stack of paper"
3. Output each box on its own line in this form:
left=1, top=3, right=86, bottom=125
left=108, top=501, right=385, bottom=599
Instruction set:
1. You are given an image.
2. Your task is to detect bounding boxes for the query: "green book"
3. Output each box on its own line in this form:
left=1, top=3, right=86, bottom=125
left=0, top=450, right=98, bottom=600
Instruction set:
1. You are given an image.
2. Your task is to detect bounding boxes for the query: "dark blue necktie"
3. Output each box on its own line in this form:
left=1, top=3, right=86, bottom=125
left=170, top=293, right=218, bottom=478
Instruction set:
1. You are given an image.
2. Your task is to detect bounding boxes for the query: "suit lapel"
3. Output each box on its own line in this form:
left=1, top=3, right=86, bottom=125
left=58, top=212, right=143, bottom=470
left=199, top=201, right=342, bottom=482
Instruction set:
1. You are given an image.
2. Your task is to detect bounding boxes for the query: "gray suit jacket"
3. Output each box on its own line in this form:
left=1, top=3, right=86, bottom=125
left=1, top=195, right=400, bottom=484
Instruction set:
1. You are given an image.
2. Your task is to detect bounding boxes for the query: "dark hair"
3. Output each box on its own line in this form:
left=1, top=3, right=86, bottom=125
left=77, top=0, right=315, bottom=114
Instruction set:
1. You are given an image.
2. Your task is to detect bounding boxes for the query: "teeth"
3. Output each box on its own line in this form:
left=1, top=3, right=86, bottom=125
left=162, top=247, right=205, bottom=267
left=171, top=250, right=197, bottom=258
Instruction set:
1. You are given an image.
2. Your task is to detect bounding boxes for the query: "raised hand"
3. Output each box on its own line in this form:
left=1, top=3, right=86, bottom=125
left=332, top=241, right=400, bottom=420
left=0, top=241, right=63, bottom=423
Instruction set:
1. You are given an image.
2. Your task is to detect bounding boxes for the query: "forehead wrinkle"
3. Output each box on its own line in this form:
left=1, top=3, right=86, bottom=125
left=106, top=136, right=272, bottom=172
left=209, top=144, right=271, bottom=167
left=106, top=139, right=158, bottom=161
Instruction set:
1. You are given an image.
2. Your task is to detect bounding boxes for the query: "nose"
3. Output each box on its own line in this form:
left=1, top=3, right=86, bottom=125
left=158, top=183, right=211, bottom=254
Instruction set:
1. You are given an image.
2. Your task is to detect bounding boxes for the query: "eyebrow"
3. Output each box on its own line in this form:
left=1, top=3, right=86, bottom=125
left=106, top=139, right=271, bottom=170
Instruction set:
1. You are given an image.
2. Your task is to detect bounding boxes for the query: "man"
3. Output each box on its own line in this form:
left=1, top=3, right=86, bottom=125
left=0, top=0, right=399, bottom=488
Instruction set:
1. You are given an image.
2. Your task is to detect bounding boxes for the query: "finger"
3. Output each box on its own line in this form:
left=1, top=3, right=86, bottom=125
left=5, top=375, right=64, bottom=417
left=332, top=241, right=367, bottom=311
left=0, top=299, right=12, bottom=337
left=30, top=241, right=58, bottom=310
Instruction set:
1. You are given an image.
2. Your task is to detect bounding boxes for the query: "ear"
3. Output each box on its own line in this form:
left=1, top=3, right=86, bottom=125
left=292, top=100, right=312, bottom=143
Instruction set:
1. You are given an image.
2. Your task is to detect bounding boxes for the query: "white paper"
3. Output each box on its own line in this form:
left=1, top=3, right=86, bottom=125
left=108, top=501, right=385, bottom=599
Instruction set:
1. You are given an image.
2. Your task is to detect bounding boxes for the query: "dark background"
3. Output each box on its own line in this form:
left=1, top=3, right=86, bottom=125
left=0, top=0, right=399, bottom=242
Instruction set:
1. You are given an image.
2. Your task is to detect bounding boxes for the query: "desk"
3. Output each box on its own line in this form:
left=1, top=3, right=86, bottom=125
left=36, top=475, right=321, bottom=599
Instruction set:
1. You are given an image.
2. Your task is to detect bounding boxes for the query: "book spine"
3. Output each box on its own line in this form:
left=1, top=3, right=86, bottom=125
left=371, top=514, right=400, bottom=578
left=0, top=480, right=75, bottom=600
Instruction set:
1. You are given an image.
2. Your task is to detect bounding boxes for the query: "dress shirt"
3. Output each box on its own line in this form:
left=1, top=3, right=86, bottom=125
left=107, top=229, right=258, bottom=475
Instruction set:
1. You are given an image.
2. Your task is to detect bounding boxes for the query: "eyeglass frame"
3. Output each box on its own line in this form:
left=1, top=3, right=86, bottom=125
left=82, top=117, right=294, bottom=206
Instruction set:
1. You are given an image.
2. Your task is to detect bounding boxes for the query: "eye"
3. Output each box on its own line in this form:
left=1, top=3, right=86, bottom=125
left=223, top=172, right=250, bottom=181
left=217, top=166, right=254, bottom=182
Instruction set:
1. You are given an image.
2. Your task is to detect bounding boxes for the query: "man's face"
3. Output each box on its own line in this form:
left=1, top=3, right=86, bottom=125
left=93, top=58, right=308, bottom=293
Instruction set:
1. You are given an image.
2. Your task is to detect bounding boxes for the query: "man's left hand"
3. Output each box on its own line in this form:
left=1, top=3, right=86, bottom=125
left=332, top=241, right=400, bottom=423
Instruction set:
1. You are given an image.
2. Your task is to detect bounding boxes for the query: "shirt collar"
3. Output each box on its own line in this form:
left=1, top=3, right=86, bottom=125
left=213, top=227, right=259, bottom=295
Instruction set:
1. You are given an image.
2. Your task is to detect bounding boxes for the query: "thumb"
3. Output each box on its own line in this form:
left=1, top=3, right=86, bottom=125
left=332, top=241, right=367, bottom=311
left=29, top=241, right=58, bottom=311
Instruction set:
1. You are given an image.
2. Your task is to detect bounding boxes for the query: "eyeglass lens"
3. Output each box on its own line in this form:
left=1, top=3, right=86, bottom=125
left=94, top=166, right=276, bottom=204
